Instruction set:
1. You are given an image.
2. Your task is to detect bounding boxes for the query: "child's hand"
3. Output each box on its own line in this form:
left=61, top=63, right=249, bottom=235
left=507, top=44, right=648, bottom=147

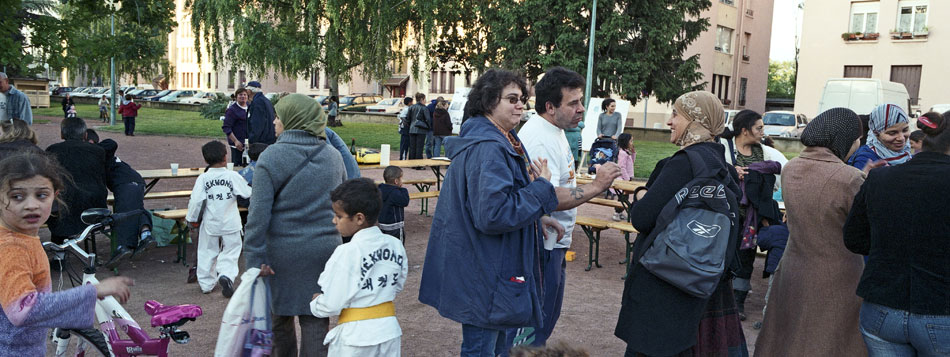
left=312, top=293, right=322, bottom=300
left=96, top=277, right=134, bottom=304
left=258, top=264, right=275, bottom=277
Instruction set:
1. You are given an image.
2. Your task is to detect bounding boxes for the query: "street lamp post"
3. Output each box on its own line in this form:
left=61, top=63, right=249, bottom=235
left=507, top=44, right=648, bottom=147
left=583, top=0, right=597, bottom=107
left=110, top=12, right=117, bottom=126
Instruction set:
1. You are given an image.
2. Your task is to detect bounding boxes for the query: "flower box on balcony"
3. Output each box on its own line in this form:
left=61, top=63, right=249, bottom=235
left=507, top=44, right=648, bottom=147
left=861, top=33, right=879, bottom=40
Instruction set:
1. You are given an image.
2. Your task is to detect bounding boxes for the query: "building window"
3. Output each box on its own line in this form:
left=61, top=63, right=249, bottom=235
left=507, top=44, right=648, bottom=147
left=850, top=2, right=879, bottom=34
left=891, top=65, right=922, bottom=105
left=711, top=74, right=731, bottom=104
left=742, top=33, right=751, bottom=61
left=310, top=71, right=319, bottom=89
left=719, top=0, right=734, bottom=5
left=448, top=72, right=456, bottom=94
left=844, top=65, right=873, bottom=78
left=716, top=26, right=733, bottom=54
left=897, top=1, right=927, bottom=33
left=439, top=71, right=447, bottom=94
left=324, top=72, right=330, bottom=89
left=207, top=73, right=212, bottom=89
left=228, top=70, right=235, bottom=89
left=739, top=78, right=747, bottom=107
left=197, top=72, right=201, bottom=88
left=238, top=70, right=246, bottom=88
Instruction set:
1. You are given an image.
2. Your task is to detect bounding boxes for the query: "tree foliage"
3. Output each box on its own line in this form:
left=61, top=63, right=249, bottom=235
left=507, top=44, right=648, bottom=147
left=188, top=0, right=431, bottom=91
left=431, top=0, right=710, bottom=105
left=0, top=0, right=175, bottom=82
left=767, top=60, right=796, bottom=99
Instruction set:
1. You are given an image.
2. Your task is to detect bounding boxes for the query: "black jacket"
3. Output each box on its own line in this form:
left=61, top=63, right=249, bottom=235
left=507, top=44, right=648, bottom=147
left=98, top=139, right=145, bottom=188
left=407, top=103, right=431, bottom=135
left=432, top=108, right=453, bottom=136
left=616, top=142, right=742, bottom=355
left=743, top=170, right=783, bottom=223
left=247, top=93, right=276, bottom=145
left=378, top=183, right=409, bottom=225
left=843, top=151, right=950, bottom=315
left=45, top=140, right=110, bottom=237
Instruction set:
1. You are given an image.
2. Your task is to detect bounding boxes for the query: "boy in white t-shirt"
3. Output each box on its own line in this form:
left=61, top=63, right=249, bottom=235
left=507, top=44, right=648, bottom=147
left=310, top=178, right=408, bottom=356
left=186, top=140, right=252, bottom=297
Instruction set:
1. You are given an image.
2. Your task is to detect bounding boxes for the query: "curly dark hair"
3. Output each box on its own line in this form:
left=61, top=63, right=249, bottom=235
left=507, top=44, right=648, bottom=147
left=463, top=69, right=527, bottom=122
left=535, top=67, right=585, bottom=115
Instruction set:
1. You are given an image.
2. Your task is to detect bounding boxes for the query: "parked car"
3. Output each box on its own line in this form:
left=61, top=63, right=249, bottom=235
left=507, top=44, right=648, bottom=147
left=181, top=91, right=227, bottom=104
left=128, top=89, right=159, bottom=99
left=145, top=89, right=173, bottom=101
left=52, top=87, right=73, bottom=96
left=307, top=95, right=330, bottom=106
left=158, top=90, right=197, bottom=103
left=762, top=110, right=807, bottom=138
left=339, top=94, right=383, bottom=111
left=724, top=109, right=742, bottom=130
left=365, top=98, right=405, bottom=113
left=929, top=104, right=950, bottom=114
left=70, top=87, right=98, bottom=98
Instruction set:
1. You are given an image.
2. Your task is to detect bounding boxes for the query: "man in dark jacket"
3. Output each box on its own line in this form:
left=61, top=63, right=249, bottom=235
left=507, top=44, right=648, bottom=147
left=246, top=81, right=276, bottom=145
left=45, top=118, right=109, bottom=247
left=406, top=92, right=431, bottom=160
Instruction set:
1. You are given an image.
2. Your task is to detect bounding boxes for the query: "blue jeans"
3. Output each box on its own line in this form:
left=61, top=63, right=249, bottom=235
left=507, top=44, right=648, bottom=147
left=432, top=135, right=446, bottom=157
left=860, top=302, right=950, bottom=356
left=461, top=324, right=507, bottom=357
left=399, top=133, right=410, bottom=160
left=425, top=130, right=435, bottom=158
left=507, top=248, right=566, bottom=348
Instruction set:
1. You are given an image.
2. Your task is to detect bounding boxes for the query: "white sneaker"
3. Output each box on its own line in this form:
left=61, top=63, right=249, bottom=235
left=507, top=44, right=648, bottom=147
left=612, top=212, right=622, bottom=221
left=618, top=212, right=627, bottom=221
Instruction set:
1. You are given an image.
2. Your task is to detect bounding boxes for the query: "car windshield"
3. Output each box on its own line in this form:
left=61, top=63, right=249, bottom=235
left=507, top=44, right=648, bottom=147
left=763, top=113, right=796, bottom=126
left=378, top=98, right=398, bottom=106
left=154, top=90, right=170, bottom=96
left=340, top=97, right=356, bottom=105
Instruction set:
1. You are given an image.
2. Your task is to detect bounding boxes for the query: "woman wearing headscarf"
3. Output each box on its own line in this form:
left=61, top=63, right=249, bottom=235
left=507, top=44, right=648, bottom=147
left=848, top=103, right=912, bottom=170
left=842, top=111, right=950, bottom=355
left=243, top=93, right=347, bottom=357
left=615, top=91, right=746, bottom=356
left=754, top=108, right=867, bottom=356
left=418, top=69, right=561, bottom=356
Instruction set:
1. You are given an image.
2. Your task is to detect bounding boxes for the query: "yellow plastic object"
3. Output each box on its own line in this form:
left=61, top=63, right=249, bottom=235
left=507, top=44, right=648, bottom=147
left=355, top=148, right=381, bottom=164
left=565, top=251, right=576, bottom=262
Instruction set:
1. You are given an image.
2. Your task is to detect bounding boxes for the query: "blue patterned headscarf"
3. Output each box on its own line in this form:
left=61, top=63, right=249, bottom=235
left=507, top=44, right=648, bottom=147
left=866, top=103, right=912, bottom=165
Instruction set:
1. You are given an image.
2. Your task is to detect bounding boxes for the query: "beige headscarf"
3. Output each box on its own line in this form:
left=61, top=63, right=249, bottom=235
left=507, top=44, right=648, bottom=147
left=672, top=91, right=725, bottom=147
left=274, top=93, right=328, bottom=138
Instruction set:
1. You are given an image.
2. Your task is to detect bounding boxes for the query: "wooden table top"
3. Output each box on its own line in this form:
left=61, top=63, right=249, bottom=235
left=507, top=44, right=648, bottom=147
left=359, top=158, right=452, bottom=170
left=138, top=168, right=203, bottom=179
left=575, top=175, right=645, bottom=193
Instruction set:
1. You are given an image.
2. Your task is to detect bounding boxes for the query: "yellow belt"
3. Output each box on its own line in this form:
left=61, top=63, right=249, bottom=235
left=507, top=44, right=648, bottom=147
left=338, top=301, right=395, bottom=324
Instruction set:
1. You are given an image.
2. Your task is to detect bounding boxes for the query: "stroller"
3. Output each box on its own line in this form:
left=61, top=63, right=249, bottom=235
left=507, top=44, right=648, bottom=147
left=587, top=137, right=618, bottom=174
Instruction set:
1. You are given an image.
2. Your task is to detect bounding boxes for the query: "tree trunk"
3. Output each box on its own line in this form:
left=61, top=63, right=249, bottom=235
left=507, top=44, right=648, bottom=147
left=328, top=74, right=342, bottom=126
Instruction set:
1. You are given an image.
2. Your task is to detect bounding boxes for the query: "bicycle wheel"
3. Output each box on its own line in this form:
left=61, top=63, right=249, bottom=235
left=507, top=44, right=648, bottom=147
left=47, top=245, right=87, bottom=289
left=50, top=328, right=112, bottom=356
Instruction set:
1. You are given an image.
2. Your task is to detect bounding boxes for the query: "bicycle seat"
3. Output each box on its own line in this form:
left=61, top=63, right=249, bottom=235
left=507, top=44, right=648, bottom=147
left=80, top=208, right=112, bottom=225
left=144, top=300, right=203, bottom=327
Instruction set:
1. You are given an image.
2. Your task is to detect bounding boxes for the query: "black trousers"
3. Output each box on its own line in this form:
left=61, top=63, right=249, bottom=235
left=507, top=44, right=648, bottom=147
left=123, top=116, right=135, bottom=135
left=409, top=134, right=426, bottom=160
left=230, top=147, right=244, bottom=166
left=399, top=133, right=411, bottom=160
left=112, top=182, right=152, bottom=248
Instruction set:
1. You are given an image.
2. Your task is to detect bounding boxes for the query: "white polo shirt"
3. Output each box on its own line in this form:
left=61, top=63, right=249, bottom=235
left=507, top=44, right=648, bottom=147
left=519, top=113, right=576, bottom=249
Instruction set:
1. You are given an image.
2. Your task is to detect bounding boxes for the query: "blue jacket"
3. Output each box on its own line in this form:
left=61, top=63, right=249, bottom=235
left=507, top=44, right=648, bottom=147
left=5, top=86, right=33, bottom=125
left=756, top=223, right=789, bottom=276
left=847, top=145, right=881, bottom=171
left=418, top=116, right=558, bottom=330
left=247, top=93, right=276, bottom=144
left=378, top=183, right=409, bottom=224
left=325, top=128, right=360, bottom=179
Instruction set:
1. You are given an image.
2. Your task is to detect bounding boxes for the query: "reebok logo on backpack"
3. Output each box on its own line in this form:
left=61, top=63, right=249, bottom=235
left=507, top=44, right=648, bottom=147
left=638, top=150, right=739, bottom=299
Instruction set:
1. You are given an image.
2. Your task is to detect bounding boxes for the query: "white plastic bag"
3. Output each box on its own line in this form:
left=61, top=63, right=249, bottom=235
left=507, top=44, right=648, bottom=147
left=215, top=268, right=269, bottom=357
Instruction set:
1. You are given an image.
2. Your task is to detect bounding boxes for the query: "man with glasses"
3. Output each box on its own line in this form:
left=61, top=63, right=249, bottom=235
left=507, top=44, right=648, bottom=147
left=512, top=67, right=621, bottom=348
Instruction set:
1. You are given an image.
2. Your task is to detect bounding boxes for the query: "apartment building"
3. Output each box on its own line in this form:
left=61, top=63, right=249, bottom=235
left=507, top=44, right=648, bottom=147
left=795, top=0, right=940, bottom=117
left=630, top=0, right=774, bottom=128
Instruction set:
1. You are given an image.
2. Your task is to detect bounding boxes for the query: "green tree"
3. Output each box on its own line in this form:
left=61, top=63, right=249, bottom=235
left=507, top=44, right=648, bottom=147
left=767, top=60, right=796, bottom=99
left=0, top=0, right=67, bottom=77
left=431, top=0, right=711, bottom=105
left=188, top=0, right=432, bottom=122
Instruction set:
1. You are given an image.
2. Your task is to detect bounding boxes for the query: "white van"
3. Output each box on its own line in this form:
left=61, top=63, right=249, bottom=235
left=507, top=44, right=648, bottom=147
left=817, top=78, right=911, bottom=116
left=447, top=87, right=471, bottom=134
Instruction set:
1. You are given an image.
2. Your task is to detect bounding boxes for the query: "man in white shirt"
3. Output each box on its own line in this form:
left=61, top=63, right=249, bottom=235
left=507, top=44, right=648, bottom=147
left=514, top=67, right=621, bottom=347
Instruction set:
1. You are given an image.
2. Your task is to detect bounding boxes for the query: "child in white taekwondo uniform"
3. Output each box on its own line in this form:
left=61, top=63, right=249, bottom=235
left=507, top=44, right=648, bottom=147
left=186, top=141, right=251, bottom=297
left=310, top=178, right=408, bottom=356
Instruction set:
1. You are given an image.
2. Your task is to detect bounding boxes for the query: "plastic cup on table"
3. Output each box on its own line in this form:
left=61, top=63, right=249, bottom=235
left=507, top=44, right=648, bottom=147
left=170, top=163, right=179, bottom=176
left=227, top=163, right=234, bottom=170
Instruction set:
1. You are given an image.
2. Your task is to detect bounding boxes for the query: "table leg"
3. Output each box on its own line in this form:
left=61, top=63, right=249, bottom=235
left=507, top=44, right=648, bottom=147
left=172, top=220, right=189, bottom=266
left=144, top=178, right=160, bottom=194
left=429, top=167, right=444, bottom=190
left=581, top=226, right=603, bottom=271
left=412, top=183, right=431, bottom=193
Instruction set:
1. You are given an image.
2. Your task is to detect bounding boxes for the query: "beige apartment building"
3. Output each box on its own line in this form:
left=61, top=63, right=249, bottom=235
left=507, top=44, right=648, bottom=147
left=795, top=0, right=940, bottom=117
left=631, top=0, right=774, bottom=128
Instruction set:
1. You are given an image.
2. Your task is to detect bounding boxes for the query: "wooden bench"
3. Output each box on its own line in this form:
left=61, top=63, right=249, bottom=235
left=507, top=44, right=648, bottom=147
left=107, top=190, right=192, bottom=204
left=575, top=216, right=639, bottom=276
left=587, top=197, right=625, bottom=209
left=152, top=207, right=248, bottom=266
left=374, top=178, right=439, bottom=193
left=409, top=191, right=440, bottom=216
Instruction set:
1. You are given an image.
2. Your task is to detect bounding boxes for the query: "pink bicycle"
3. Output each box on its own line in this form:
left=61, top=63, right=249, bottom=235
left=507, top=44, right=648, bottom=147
left=45, top=208, right=203, bottom=356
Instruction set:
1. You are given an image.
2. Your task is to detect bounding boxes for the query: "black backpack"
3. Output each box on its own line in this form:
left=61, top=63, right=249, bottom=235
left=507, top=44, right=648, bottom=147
left=638, top=150, right=739, bottom=299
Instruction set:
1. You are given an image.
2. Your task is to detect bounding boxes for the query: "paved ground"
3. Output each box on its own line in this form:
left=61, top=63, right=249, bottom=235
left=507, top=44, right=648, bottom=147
left=34, top=116, right=768, bottom=356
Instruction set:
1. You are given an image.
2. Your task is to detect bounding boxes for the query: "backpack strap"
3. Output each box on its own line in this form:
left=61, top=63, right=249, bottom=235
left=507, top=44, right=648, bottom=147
left=726, top=138, right=737, bottom=165
left=684, top=149, right=728, bottom=181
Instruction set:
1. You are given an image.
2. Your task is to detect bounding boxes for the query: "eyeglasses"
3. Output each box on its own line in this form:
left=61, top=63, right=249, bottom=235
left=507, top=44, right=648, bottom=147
left=501, top=95, right=528, bottom=105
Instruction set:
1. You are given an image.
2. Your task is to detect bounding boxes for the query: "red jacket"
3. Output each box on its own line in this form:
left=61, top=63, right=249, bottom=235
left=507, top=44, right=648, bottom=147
left=119, top=101, right=142, bottom=117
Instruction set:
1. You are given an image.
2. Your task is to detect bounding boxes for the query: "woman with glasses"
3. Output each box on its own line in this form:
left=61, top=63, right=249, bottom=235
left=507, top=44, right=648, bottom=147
left=418, top=69, right=563, bottom=356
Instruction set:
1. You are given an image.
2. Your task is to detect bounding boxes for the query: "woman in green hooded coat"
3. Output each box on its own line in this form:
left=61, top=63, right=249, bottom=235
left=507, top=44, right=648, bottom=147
left=244, top=94, right=348, bottom=356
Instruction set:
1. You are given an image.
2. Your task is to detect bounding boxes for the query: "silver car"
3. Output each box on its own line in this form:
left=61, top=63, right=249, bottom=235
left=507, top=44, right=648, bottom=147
left=762, top=111, right=807, bottom=138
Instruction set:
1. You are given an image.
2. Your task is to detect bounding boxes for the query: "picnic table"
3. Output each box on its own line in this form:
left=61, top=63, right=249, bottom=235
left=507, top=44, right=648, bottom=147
left=360, top=158, right=451, bottom=190
left=138, top=168, right=203, bottom=193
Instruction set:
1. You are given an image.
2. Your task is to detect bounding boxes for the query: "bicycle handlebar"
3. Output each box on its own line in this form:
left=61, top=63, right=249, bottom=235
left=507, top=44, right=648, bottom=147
left=43, top=209, right=149, bottom=254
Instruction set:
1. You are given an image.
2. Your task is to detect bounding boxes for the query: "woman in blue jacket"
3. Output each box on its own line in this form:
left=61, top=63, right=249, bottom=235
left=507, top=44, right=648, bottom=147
left=848, top=103, right=912, bottom=170
left=418, top=69, right=562, bottom=356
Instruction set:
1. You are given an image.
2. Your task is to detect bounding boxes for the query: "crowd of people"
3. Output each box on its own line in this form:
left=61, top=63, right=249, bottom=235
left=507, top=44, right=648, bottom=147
left=0, top=65, right=947, bottom=357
